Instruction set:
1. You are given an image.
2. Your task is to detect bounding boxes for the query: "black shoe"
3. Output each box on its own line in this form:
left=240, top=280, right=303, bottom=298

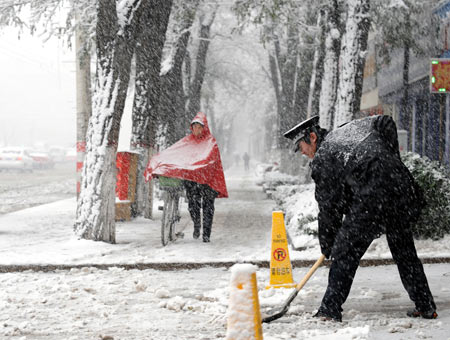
left=202, top=236, right=210, bottom=243
left=193, top=229, right=200, bottom=239
left=313, top=310, right=342, bottom=322
left=406, top=308, right=438, bottom=319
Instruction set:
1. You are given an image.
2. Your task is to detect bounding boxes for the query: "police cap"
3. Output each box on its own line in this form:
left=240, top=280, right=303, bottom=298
left=283, top=115, right=320, bottom=153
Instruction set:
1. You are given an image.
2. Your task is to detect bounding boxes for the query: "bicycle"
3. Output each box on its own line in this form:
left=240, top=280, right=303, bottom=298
left=158, top=176, right=185, bottom=246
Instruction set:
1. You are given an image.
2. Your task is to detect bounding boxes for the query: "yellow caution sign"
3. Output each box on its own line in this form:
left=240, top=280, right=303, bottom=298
left=226, top=264, right=263, bottom=340
left=266, top=211, right=296, bottom=289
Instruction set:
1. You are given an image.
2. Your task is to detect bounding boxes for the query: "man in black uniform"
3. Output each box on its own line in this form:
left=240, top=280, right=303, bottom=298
left=284, top=115, right=437, bottom=322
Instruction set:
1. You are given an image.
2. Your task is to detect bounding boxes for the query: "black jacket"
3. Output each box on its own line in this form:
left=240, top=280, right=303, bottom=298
left=310, top=116, right=423, bottom=257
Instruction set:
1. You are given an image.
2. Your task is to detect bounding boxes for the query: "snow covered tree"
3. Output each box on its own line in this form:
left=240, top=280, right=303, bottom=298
left=130, top=0, right=173, bottom=218
left=334, top=0, right=370, bottom=128
left=0, top=0, right=61, bottom=31
left=73, top=1, right=95, bottom=199
left=318, top=0, right=342, bottom=130
left=277, top=12, right=299, bottom=148
left=74, top=0, right=145, bottom=242
left=159, top=0, right=200, bottom=146
left=306, top=7, right=326, bottom=120
left=155, top=0, right=221, bottom=150
left=192, top=4, right=273, bottom=162
left=0, top=1, right=25, bottom=28
left=233, top=0, right=323, bottom=151
left=293, top=3, right=320, bottom=124
left=0, top=0, right=96, bottom=46
left=232, top=0, right=371, bottom=133
left=186, top=2, right=219, bottom=119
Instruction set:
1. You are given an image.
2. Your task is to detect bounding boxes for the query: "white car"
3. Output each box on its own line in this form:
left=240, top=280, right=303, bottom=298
left=0, top=147, right=34, bottom=172
left=29, top=150, right=55, bottom=169
left=64, top=148, right=76, bottom=162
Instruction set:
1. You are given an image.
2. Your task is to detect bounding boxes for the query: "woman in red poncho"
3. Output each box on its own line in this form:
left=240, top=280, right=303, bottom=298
left=145, top=112, right=228, bottom=242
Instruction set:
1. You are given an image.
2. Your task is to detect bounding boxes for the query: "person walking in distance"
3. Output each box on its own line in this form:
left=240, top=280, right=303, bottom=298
left=283, top=115, right=437, bottom=322
left=243, top=152, right=250, bottom=171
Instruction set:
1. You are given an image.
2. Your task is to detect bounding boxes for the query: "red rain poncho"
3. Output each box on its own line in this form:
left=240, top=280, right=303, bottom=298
left=144, top=112, right=228, bottom=198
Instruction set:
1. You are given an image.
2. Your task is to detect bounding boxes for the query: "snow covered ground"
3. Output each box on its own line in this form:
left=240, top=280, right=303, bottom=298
left=1, top=263, right=449, bottom=340
left=0, top=163, right=449, bottom=339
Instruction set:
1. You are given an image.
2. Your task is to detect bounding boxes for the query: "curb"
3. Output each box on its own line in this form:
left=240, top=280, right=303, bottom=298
left=1, top=257, right=450, bottom=273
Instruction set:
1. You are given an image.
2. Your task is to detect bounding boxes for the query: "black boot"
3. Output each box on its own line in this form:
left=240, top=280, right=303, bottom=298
left=313, top=306, right=342, bottom=322
left=193, top=226, right=200, bottom=239
left=406, top=308, right=438, bottom=319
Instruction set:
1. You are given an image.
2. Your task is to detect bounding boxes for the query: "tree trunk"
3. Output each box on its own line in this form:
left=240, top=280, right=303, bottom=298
left=160, top=0, right=200, bottom=146
left=307, top=8, right=326, bottom=119
left=75, top=18, right=92, bottom=200
left=353, top=0, right=370, bottom=117
left=279, top=20, right=299, bottom=149
left=74, top=0, right=143, bottom=243
left=267, top=48, right=282, bottom=148
left=268, top=49, right=282, bottom=114
left=401, top=42, right=411, bottom=147
left=294, top=21, right=317, bottom=123
left=203, top=77, right=216, bottom=131
left=186, top=5, right=218, bottom=119
left=130, top=0, right=172, bottom=218
left=334, top=0, right=370, bottom=129
left=319, top=0, right=341, bottom=130
left=276, top=18, right=299, bottom=174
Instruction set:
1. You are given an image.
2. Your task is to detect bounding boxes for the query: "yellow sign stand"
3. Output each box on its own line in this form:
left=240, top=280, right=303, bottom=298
left=266, top=211, right=296, bottom=289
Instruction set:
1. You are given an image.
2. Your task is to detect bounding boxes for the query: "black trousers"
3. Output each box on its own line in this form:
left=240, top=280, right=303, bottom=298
left=184, top=181, right=218, bottom=238
left=319, top=215, right=436, bottom=319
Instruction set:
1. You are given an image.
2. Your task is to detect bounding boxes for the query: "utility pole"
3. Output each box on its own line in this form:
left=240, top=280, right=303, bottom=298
left=75, top=18, right=92, bottom=198
left=446, top=95, right=450, bottom=165
left=439, top=95, right=444, bottom=162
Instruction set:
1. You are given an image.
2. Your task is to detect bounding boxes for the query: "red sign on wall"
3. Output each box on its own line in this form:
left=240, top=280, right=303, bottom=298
left=430, top=58, right=450, bottom=93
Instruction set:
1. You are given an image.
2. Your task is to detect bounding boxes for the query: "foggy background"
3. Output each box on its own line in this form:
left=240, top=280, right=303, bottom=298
left=0, top=27, right=75, bottom=149
left=0, top=7, right=272, bottom=163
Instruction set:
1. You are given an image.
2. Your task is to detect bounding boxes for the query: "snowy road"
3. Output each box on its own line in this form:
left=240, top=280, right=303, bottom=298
left=0, top=162, right=75, bottom=215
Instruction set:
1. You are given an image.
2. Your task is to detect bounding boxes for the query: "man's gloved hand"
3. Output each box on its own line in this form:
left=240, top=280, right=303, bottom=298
left=320, top=245, right=331, bottom=259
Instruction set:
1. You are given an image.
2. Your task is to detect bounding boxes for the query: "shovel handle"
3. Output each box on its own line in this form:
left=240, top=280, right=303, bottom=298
left=295, top=254, right=326, bottom=291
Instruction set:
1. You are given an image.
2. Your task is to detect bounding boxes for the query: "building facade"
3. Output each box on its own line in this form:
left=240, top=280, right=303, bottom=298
left=360, top=2, right=450, bottom=165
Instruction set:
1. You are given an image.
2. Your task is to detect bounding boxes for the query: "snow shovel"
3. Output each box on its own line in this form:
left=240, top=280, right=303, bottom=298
left=262, top=254, right=326, bottom=323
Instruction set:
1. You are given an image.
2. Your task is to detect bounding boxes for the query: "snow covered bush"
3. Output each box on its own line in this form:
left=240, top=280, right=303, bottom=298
left=402, top=152, right=450, bottom=240
left=254, top=162, right=279, bottom=186
left=271, top=152, right=450, bottom=246
left=271, top=184, right=319, bottom=250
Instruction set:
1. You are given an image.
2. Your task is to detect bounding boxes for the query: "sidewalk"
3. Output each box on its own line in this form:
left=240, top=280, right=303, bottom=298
left=1, top=163, right=450, bottom=268
left=0, top=164, right=276, bottom=266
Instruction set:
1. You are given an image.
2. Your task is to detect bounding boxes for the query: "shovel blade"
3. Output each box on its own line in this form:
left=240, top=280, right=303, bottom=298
left=261, top=305, right=289, bottom=323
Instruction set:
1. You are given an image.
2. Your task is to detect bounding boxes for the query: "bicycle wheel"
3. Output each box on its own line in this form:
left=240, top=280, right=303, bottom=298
left=169, top=194, right=180, bottom=241
left=161, top=193, right=173, bottom=246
